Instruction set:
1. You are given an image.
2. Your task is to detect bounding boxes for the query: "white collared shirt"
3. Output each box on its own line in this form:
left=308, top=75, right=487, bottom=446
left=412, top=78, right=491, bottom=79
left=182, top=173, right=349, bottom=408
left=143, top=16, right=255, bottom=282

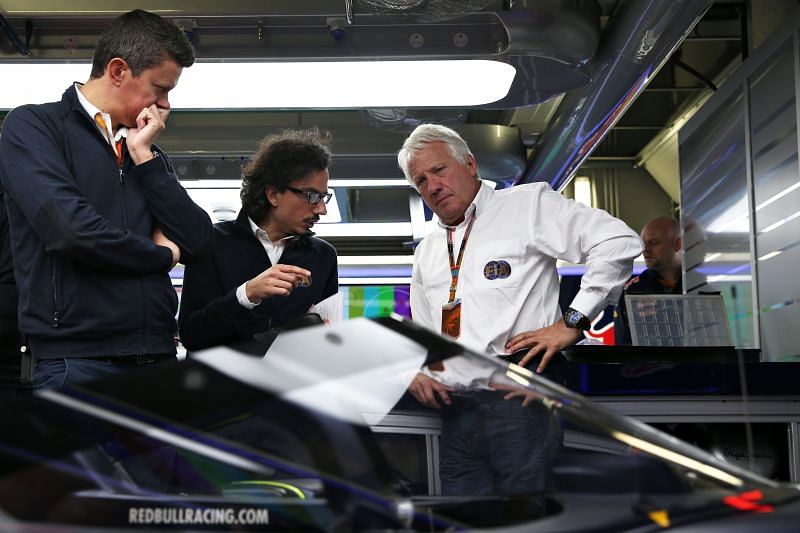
left=236, top=217, right=296, bottom=308
left=74, top=83, right=128, bottom=147
left=410, top=181, right=642, bottom=388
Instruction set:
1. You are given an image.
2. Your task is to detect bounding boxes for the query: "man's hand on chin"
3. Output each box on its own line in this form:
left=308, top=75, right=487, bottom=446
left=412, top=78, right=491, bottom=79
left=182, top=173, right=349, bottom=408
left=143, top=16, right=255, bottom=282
left=127, top=105, right=168, bottom=165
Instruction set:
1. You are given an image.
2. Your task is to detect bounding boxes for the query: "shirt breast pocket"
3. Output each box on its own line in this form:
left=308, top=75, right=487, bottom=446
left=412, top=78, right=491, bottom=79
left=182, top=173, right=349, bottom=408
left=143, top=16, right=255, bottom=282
left=473, top=239, right=522, bottom=289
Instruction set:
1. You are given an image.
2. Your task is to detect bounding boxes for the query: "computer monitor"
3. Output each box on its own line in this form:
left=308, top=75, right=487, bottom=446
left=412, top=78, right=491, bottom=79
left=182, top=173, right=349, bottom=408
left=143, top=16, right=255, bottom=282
left=625, top=294, right=732, bottom=347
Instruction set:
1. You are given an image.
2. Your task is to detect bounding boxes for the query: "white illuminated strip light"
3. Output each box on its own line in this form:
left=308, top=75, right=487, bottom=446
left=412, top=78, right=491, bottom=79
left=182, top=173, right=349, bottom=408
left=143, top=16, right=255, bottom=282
left=706, top=275, right=752, bottom=283
left=758, top=250, right=782, bottom=262
left=312, top=222, right=411, bottom=237
left=755, top=181, right=800, bottom=211
left=758, top=210, right=800, bottom=235
left=328, top=180, right=409, bottom=188
left=342, top=277, right=412, bottom=285
left=338, top=255, right=413, bottom=265
left=181, top=179, right=242, bottom=189
left=0, top=60, right=516, bottom=110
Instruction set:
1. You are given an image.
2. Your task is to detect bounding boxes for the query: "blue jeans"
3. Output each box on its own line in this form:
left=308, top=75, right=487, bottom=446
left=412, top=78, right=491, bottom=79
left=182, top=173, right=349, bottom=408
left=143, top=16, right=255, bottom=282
left=33, top=358, right=134, bottom=390
left=439, top=393, right=562, bottom=496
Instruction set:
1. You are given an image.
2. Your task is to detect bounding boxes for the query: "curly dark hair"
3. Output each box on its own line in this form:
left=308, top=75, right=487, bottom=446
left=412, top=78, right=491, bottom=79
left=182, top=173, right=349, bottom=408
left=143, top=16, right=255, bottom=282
left=240, top=128, right=332, bottom=224
left=90, top=9, right=195, bottom=78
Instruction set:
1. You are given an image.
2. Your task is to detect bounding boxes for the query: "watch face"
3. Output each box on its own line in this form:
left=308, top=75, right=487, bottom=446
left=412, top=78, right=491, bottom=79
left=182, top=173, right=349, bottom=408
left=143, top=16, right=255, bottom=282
left=565, top=310, right=579, bottom=327
left=565, top=309, right=588, bottom=329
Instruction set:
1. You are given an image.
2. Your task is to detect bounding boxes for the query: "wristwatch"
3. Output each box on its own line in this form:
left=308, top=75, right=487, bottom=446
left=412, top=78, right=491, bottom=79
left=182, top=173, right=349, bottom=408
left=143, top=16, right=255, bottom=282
left=563, top=307, right=591, bottom=330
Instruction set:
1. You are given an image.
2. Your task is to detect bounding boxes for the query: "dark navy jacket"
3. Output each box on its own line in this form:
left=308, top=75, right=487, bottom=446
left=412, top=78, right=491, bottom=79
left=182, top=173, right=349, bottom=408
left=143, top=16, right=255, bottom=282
left=178, top=210, right=338, bottom=352
left=0, top=85, right=212, bottom=359
left=0, top=191, right=23, bottom=383
left=613, top=268, right=683, bottom=345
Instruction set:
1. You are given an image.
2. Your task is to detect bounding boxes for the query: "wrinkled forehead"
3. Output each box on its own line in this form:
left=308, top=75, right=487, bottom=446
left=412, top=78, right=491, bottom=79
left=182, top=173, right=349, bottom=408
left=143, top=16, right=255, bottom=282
left=409, top=142, right=457, bottom=170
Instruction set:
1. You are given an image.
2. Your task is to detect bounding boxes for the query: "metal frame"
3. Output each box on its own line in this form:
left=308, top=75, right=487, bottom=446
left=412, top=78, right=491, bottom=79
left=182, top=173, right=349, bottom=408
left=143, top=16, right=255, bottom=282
left=369, top=397, right=800, bottom=491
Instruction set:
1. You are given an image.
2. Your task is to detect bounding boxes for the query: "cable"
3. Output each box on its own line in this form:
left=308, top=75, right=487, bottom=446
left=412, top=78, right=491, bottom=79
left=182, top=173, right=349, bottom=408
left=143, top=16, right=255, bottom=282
left=0, top=13, right=31, bottom=56
left=671, top=57, right=717, bottom=92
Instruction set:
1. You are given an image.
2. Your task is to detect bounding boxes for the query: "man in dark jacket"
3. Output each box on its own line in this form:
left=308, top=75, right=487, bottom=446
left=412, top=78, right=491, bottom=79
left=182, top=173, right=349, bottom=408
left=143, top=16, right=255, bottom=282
left=0, top=10, right=212, bottom=388
left=614, top=216, right=683, bottom=344
left=179, top=128, right=338, bottom=354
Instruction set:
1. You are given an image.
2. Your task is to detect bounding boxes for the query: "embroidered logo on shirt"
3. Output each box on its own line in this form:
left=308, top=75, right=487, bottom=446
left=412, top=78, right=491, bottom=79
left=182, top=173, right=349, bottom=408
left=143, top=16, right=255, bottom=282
left=483, top=260, right=511, bottom=280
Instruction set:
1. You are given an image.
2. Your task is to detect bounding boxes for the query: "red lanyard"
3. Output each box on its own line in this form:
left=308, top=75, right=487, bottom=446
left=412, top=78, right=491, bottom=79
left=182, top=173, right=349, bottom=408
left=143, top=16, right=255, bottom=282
left=446, top=215, right=476, bottom=303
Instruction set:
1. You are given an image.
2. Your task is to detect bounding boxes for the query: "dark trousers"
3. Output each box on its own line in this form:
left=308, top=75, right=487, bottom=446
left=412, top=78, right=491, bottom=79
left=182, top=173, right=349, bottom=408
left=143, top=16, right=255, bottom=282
left=439, top=393, right=562, bottom=496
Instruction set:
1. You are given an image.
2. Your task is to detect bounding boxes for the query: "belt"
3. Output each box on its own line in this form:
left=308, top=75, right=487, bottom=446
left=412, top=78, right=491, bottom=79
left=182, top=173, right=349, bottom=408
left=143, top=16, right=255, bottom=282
left=90, top=353, right=175, bottom=365
left=499, top=349, right=529, bottom=366
left=449, top=389, right=506, bottom=405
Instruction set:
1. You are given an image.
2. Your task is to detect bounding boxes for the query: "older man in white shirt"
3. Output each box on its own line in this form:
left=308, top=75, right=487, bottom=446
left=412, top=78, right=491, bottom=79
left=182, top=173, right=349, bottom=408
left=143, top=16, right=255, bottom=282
left=398, top=124, right=642, bottom=496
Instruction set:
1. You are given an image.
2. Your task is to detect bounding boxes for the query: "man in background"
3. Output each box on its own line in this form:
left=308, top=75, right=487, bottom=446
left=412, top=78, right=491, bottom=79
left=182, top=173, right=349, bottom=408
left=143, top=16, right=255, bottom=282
left=614, top=216, right=682, bottom=345
left=0, top=10, right=212, bottom=388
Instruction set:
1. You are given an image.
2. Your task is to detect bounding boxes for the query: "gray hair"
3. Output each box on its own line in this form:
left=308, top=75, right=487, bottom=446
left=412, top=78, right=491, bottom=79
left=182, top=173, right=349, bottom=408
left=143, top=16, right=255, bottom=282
left=397, top=124, right=474, bottom=190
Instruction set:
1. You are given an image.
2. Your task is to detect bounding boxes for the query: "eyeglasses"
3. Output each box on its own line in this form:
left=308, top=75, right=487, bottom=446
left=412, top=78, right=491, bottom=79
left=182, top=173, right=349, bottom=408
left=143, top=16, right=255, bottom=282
left=285, top=186, right=333, bottom=205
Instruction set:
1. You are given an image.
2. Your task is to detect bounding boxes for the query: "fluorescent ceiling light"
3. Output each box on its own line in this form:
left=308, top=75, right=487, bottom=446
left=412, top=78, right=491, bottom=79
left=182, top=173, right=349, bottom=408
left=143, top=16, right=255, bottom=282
left=0, top=60, right=516, bottom=110
left=313, top=222, right=411, bottom=237
left=338, top=255, right=414, bottom=265
left=340, top=277, right=412, bottom=285
left=181, top=180, right=242, bottom=189
left=181, top=179, right=409, bottom=189
left=328, top=180, right=409, bottom=188
left=183, top=186, right=342, bottom=224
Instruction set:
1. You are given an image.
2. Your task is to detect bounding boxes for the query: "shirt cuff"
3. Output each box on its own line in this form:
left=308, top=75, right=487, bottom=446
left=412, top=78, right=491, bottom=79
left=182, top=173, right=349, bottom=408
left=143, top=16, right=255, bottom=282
left=236, top=283, right=260, bottom=309
left=569, top=290, right=603, bottom=322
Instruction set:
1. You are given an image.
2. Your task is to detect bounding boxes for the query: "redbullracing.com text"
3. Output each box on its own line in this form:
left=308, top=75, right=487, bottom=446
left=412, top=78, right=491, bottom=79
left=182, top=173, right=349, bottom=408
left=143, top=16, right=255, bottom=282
left=129, top=507, right=269, bottom=527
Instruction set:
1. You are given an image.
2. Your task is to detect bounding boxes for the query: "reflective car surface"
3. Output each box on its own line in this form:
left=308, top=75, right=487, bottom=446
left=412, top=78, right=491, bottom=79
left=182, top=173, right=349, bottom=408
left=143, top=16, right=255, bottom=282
left=0, top=316, right=798, bottom=531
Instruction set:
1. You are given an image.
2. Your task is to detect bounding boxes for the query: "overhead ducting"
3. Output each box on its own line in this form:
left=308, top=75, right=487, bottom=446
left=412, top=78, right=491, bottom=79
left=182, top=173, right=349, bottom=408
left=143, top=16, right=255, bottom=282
left=457, top=124, right=527, bottom=182
left=486, top=0, right=601, bottom=108
left=361, top=108, right=468, bottom=133
left=0, top=0, right=601, bottom=109
left=352, top=0, right=496, bottom=22
left=519, top=0, right=714, bottom=190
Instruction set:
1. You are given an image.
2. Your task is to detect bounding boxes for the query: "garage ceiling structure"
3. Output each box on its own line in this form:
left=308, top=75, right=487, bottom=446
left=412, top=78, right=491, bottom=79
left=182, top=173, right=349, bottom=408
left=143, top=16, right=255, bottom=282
left=0, top=0, right=761, bottom=257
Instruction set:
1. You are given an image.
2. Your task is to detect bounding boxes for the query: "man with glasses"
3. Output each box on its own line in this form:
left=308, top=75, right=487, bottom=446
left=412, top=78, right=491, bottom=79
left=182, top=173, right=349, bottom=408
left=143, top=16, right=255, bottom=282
left=179, top=128, right=338, bottom=353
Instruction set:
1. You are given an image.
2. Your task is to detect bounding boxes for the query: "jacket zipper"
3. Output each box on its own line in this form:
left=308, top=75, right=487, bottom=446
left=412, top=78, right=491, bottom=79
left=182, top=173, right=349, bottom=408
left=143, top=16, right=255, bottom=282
left=51, top=255, right=60, bottom=328
left=119, top=158, right=128, bottom=226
